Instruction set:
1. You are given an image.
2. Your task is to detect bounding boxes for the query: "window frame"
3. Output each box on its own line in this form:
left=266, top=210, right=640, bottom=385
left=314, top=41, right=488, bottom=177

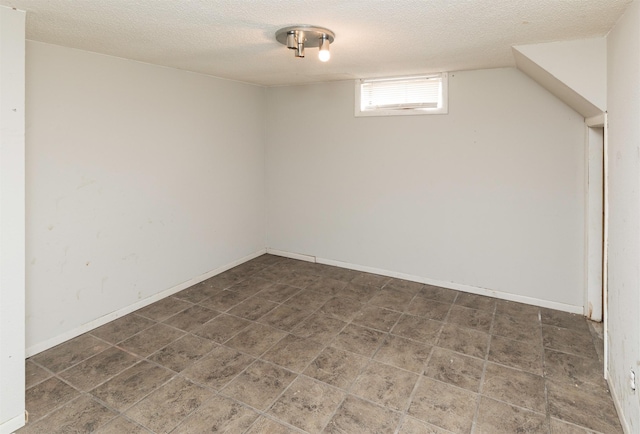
left=355, top=73, right=448, bottom=117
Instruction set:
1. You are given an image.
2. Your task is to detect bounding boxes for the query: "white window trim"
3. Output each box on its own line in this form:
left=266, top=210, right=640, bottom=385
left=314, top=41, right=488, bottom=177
left=355, top=73, right=448, bottom=117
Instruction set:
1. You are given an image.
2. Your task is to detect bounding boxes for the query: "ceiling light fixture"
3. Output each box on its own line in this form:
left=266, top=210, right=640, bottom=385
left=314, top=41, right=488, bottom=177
left=275, top=25, right=335, bottom=62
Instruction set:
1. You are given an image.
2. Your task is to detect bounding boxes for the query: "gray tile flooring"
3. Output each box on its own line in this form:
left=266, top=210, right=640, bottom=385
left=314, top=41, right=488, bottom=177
left=20, top=254, right=623, bottom=433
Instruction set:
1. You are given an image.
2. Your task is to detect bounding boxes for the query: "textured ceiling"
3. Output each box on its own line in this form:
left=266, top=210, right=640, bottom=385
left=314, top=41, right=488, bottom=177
left=0, top=0, right=632, bottom=86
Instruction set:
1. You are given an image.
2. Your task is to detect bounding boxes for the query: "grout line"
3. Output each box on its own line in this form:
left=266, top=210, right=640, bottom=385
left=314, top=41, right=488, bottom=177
left=469, top=297, right=497, bottom=434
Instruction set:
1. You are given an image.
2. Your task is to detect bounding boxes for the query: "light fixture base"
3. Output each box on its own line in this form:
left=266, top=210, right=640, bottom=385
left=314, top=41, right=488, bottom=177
left=275, top=26, right=335, bottom=48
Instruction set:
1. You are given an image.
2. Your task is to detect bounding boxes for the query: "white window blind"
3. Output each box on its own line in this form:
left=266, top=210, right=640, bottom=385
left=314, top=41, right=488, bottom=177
left=356, top=73, right=447, bottom=116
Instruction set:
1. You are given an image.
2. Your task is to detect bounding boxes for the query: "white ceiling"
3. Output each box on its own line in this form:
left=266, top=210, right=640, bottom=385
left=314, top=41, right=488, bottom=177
left=1, top=0, right=632, bottom=86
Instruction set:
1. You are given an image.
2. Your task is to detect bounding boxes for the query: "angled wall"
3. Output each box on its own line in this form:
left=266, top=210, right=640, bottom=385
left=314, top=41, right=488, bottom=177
left=514, top=38, right=606, bottom=118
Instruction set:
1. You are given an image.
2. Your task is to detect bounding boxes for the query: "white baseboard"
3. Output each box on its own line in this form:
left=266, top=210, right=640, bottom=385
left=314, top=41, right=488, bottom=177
left=266, top=248, right=316, bottom=263
left=267, top=248, right=583, bottom=314
left=0, top=412, right=25, bottom=434
left=25, top=248, right=267, bottom=357
left=608, top=370, right=632, bottom=434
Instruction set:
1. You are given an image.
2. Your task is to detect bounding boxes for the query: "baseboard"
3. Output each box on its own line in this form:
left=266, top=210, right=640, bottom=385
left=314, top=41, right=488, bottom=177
left=25, top=248, right=267, bottom=357
left=0, top=412, right=25, bottom=434
left=266, top=248, right=316, bottom=263
left=608, top=373, right=631, bottom=434
left=267, top=248, right=583, bottom=314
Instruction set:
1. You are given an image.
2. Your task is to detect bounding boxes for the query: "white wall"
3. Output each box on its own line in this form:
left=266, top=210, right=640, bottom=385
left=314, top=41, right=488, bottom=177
left=26, top=42, right=266, bottom=354
left=0, top=7, right=26, bottom=433
left=606, top=0, right=640, bottom=431
left=514, top=38, right=607, bottom=112
left=266, top=68, right=585, bottom=309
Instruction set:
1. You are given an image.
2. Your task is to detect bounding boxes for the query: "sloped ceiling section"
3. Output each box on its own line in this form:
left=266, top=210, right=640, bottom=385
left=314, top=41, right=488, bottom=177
left=513, top=38, right=607, bottom=118
left=0, top=0, right=632, bottom=86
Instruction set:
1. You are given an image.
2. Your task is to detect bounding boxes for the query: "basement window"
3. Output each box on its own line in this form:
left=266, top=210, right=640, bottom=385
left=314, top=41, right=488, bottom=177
left=355, top=73, right=448, bottom=117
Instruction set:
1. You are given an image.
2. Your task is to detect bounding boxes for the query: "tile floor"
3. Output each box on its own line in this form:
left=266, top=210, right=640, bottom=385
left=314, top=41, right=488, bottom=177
left=20, top=254, right=623, bottom=433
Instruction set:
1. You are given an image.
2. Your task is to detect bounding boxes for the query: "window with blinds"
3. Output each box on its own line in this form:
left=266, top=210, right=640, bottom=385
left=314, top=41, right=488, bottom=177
left=355, top=73, right=448, bottom=116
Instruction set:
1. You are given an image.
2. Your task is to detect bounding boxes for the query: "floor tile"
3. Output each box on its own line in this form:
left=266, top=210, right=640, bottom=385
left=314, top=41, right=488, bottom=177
left=374, top=334, right=432, bottom=373
left=148, top=334, right=217, bottom=372
left=90, top=361, right=173, bottom=412
left=268, top=376, right=345, bottom=433
left=24, top=377, right=81, bottom=423
left=306, top=277, right=348, bottom=296
left=481, top=362, right=546, bottom=413
left=284, top=289, right=334, bottom=311
left=162, top=305, right=220, bottom=332
left=280, top=270, right=321, bottom=289
left=385, top=277, right=424, bottom=293
left=350, top=360, right=419, bottom=411
left=205, top=269, right=247, bottom=289
left=20, top=255, right=624, bottom=434
left=397, top=416, right=451, bottom=433
left=405, top=297, right=451, bottom=321
left=424, top=347, right=484, bottom=392
left=351, top=305, right=401, bottom=332
left=262, top=334, right=325, bottom=372
left=58, top=346, right=139, bottom=391
left=172, top=281, right=220, bottom=304
left=193, top=314, right=251, bottom=343
left=93, top=416, right=148, bottom=433
left=368, top=287, right=415, bottom=311
left=543, top=325, right=599, bottom=359
left=181, top=345, right=254, bottom=390
left=324, top=394, right=401, bottom=433
left=172, top=394, right=259, bottom=433
left=392, top=314, right=442, bottom=344
left=350, top=272, right=390, bottom=288
left=455, top=292, right=496, bottom=312
left=227, top=296, right=279, bottom=320
left=338, top=282, right=378, bottom=303
left=256, top=283, right=302, bottom=303
left=198, top=289, right=249, bottom=311
left=495, top=300, right=540, bottom=321
left=544, top=348, right=607, bottom=389
left=259, top=304, right=312, bottom=332
left=436, top=323, right=489, bottom=359
left=25, top=360, right=51, bottom=388
left=547, top=380, right=623, bottom=433
left=222, top=360, right=296, bottom=410
left=317, top=296, right=364, bottom=322
left=550, top=417, right=598, bottom=433
left=246, top=416, right=301, bottom=433
left=125, top=377, right=210, bottom=433
left=134, top=297, right=191, bottom=321
left=418, top=285, right=458, bottom=303
left=31, top=334, right=109, bottom=373
left=91, top=314, right=155, bottom=345
left=225, top=322, right=287, bottom=357
left=119, top=323, right=185, bottom=357
left=304, top=346, right=368, bottom=389
left=227, top=277, right=275, bottom=298
left=474, top=396, right=547, bottom=434
left=492, top=313, right=541, bottom=342
left=541, top=308, right=590, bottom=331
left=19, top=394, right=117, bottom=434
left=488, top=334, right=543, bottom=375
left=446, top=304, right=493, bottom=332
left=331, top=324, right=385, bottom=357
left=319, top=265, right=360, bottom=282
left=408, top=377, right=477, bottom=433
left=292, top=313, right=347, bottom=345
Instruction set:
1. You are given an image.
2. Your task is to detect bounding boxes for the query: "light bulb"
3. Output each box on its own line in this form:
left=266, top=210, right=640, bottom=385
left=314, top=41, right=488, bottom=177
left=319, top=36, right=330, bottom=62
